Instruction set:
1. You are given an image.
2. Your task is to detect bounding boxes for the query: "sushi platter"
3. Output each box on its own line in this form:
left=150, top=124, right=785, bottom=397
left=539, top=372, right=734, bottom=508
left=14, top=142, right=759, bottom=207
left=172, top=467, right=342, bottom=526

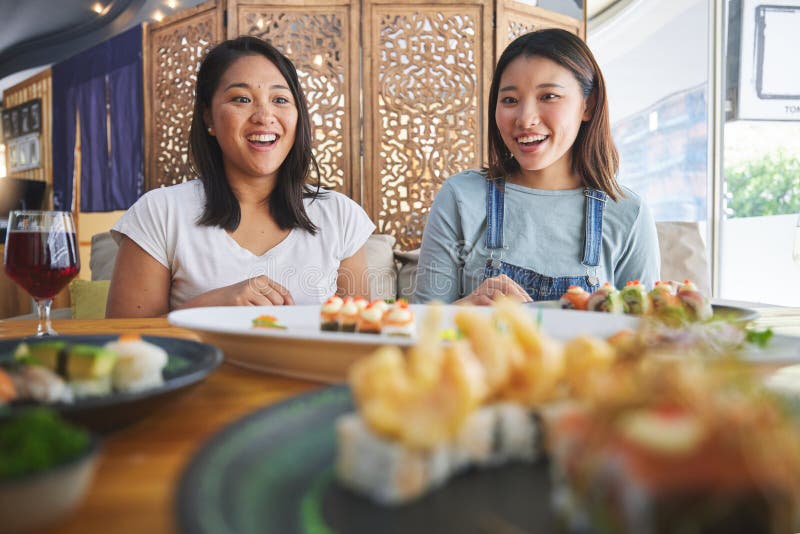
left=0, top=335, right=223, bottom=431
left=176, top=299, right=800, bottom=533
left=167, top=304, right=639, bottom=382
left=177, top=385, right=557, bottom=534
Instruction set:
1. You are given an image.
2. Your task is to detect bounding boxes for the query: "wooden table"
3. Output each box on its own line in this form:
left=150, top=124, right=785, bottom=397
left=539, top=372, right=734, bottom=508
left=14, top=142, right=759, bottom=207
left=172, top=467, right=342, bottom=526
left=2, top=308, right=800, bottom=533
left=0, top=318, right=320, bottom=534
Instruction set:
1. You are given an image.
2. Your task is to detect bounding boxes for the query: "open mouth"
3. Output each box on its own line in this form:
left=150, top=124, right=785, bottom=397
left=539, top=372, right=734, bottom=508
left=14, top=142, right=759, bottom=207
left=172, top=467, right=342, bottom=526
left=517, top=134, right=548, bottom=147
left=246, top=133, right=279, bottom=147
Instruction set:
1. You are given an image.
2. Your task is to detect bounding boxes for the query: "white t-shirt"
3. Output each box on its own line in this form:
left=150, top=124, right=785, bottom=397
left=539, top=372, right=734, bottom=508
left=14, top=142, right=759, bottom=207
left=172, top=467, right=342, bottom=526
left=111, top=180, right=375, bottom=309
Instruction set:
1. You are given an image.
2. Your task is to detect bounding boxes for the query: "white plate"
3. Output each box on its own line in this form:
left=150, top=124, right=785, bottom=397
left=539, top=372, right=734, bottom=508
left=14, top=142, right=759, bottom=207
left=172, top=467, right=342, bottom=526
left=168, top=305, right=640, bottom=383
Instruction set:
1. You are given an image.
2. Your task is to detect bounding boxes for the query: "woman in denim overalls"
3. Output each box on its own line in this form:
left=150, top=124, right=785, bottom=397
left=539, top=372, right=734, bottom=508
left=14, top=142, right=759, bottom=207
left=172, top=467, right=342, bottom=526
left=415, top=30, right=660, bottom=304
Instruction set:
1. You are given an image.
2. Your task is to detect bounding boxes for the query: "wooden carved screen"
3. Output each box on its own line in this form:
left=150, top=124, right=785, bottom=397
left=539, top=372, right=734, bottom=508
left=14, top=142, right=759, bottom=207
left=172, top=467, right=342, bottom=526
left=145, top=0, right=224, bottom=190
left=363, top=0, right=493, bottom=251
left=3, top=69, right=52, bottom=188
left=496, top=1, right=584, bottom=54
left=227, top=0, right=359, bottom=198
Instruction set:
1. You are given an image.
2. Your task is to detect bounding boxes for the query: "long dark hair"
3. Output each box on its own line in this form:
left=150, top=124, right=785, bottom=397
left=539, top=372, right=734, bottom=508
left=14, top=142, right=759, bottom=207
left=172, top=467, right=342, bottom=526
left=486, top=29, right=622, bottom=200
left=189, top=36, right=323, bottom=233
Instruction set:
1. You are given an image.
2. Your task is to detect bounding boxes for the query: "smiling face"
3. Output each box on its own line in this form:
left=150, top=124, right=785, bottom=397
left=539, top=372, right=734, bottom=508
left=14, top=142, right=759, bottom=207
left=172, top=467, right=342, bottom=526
left=494, top=55, right=590, bottom=189
left=204, top=54, right=298, bottom=187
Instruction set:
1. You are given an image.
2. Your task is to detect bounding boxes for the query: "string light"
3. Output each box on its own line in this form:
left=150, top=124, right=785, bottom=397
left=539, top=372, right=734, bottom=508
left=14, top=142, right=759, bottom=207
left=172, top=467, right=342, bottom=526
left=152, top=10, right=164, bottom=22
left=92, top=3, right=104, bottom=14
left=166, top=0, right=178, bottom=9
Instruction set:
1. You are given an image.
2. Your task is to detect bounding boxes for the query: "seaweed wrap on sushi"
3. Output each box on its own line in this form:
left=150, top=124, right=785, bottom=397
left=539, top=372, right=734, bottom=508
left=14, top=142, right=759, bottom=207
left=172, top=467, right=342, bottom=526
left=339, top=298, right=360, bottom=333
left=677, top=279, right=713, bottom=322
left=320, top=296, right=344, bottom=332
left=586, top=283, right=624, bottom=313
left=559, top=286, right=591, bottom=310
left=620, top=280, right=652, bottom=315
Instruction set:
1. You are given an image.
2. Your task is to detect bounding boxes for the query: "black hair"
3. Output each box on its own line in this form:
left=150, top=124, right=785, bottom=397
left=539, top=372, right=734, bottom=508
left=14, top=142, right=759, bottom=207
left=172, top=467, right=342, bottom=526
left=188, top=35, right=323, bottom=232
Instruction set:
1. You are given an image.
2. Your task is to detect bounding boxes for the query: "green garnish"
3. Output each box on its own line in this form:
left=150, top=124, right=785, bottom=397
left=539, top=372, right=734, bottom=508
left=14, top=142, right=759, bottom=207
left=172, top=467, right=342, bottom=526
left=746, top=328, right=774, bottom=348
left=12, top=354, right=42, bottom=367
left=0, top=409, right=90, bottom=480
left=439, top=328, right=463, bottom=341
left=252, top=315, right=287, bottom=329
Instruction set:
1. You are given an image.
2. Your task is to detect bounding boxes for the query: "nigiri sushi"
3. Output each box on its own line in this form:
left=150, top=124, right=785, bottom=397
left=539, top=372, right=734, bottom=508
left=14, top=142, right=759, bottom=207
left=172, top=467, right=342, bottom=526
left=105, top=334, right=168, bottom=393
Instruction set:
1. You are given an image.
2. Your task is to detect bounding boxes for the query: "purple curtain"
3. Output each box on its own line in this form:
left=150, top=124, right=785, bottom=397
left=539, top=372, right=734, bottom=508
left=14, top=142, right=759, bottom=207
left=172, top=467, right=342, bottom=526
left=52, top=25, right=143, bottom=212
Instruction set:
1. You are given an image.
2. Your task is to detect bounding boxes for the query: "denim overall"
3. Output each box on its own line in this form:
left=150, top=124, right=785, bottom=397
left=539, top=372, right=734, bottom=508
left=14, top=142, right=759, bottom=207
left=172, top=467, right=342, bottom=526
left=482, top=179, right=607, bottom=301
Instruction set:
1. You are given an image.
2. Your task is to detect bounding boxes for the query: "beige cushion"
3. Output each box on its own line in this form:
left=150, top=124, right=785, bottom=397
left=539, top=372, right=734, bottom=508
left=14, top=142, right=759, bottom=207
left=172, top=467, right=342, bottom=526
left=655, top=221, right=710, bottom=295
left=364, top=234, right=397, bottom=301
left=90, top=232, right=119, bottom=281
left=69, top=279, right=111, bottom=319
left=395, top=248, right=420, bottom=300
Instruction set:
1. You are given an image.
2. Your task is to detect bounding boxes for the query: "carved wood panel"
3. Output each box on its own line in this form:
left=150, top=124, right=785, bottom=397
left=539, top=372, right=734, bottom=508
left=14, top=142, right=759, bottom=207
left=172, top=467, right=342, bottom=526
left=144, top=0, right=224, bottom=190
left=2, top=69, right=52, bottom=189
left=363, top=0, right=493, bottom=251
left=497, top=1, right=584, bottom=55
left=227, top=0, right=359, bottom=199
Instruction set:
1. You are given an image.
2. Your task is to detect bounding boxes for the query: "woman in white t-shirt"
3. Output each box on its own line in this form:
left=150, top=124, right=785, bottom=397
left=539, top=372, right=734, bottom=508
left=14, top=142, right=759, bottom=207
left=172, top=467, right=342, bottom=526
left=107, top=36, right=374, bottom=317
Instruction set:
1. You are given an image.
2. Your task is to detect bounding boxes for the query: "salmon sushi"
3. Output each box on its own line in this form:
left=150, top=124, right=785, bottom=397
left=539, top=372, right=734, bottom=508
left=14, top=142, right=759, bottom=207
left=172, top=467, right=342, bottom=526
left=320, top=296, right=344, bottom=331
left=559, top=286, right=591, bottom=310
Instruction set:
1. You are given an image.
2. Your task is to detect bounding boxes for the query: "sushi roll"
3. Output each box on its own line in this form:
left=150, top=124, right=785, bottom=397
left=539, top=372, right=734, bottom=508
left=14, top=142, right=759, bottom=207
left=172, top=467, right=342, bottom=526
left=559, top=286, right=591, bottom=311
left=381, top=300, right=416, bottom=337
left=339, top=298, right=360, bottom=333
left=451, top=403, right=540, bottom=471
left=336, top=404, right=542, bottom=505
left=677, top=279, right=713, bottom=322
left=105, top=334, right=168, bottom=393
left=356, top=300, right=386, bottom=334
left=336, top=414, right=452, bottom=505
left=14, top=342, right=117, bottom=397
left=620, top=280, right=652, bottom=315
left=649, top=281, right=687, bottom=325
left=320, top=296, right=344, bottom=332
left=586, top=283, right=624, bottom=313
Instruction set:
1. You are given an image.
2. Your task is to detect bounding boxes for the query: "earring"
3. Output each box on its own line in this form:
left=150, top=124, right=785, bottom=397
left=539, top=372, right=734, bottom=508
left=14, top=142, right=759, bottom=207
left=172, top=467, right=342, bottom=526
left=207, top=127, right=214, bottom=135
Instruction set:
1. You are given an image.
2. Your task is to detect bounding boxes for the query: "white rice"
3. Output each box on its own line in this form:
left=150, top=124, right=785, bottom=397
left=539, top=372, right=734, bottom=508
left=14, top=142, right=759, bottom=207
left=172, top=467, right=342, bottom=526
left=105, top=339, right=168, bottom=393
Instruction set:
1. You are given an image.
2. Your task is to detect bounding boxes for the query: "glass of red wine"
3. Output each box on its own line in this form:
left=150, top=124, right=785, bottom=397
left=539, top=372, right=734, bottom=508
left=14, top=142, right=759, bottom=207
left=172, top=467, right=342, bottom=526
left=3, top=211, right=80, bottom=336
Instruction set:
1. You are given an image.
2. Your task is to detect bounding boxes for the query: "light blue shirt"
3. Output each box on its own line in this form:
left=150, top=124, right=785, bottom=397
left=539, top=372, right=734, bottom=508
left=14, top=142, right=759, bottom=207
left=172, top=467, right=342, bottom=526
left=413, top=170, right=660, bottom=303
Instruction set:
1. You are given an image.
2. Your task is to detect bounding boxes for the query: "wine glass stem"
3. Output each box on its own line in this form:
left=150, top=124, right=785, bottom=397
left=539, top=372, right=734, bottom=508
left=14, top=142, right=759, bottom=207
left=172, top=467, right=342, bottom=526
left=35, top=298, right=57, bottom=336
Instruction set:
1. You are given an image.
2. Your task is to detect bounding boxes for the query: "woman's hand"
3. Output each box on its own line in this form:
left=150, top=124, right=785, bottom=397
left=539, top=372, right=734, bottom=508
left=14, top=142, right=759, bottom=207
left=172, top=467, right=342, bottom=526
left=178, top=276, right=295, bottom=309
left=455, top=274, right=532, bottom=306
